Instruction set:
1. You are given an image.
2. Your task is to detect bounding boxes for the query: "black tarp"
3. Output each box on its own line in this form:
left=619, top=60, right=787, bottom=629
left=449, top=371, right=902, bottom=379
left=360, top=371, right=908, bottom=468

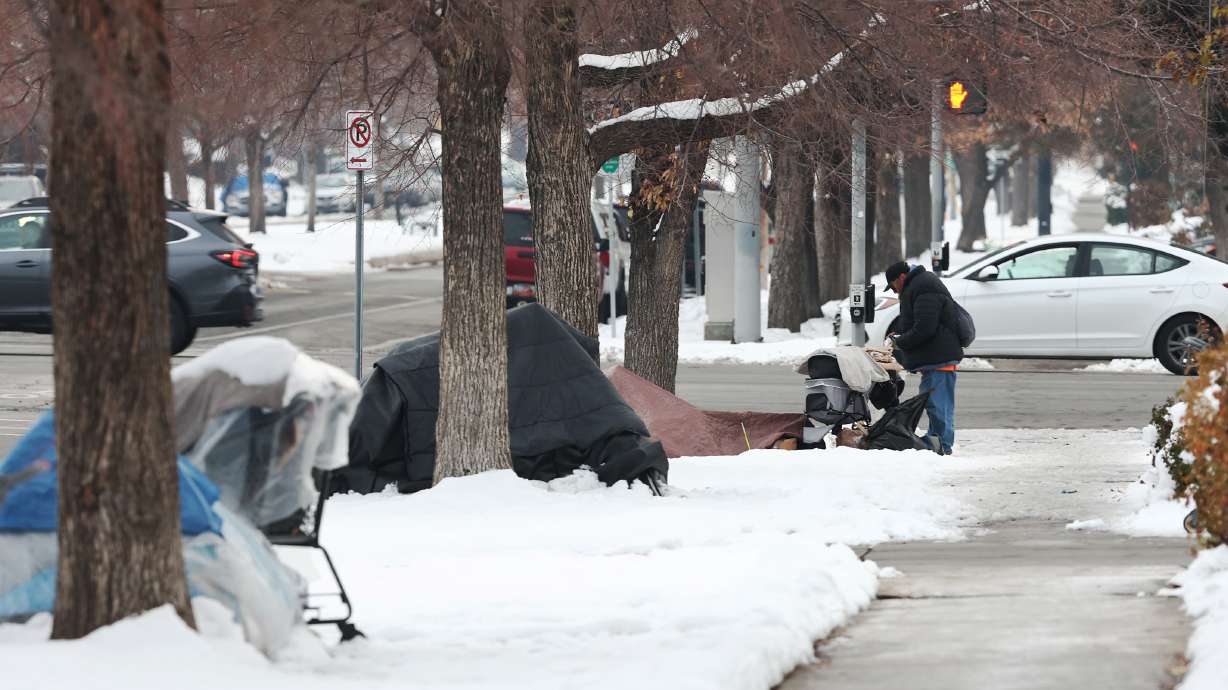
left=343, top=303, right=668, bottom=493
left=864, top=392, right=941, bottom=453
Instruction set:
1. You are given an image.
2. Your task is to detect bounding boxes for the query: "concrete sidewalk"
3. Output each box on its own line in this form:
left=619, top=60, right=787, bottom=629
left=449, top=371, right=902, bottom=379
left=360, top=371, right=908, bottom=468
left=780, top=524, right=1191, bottom=690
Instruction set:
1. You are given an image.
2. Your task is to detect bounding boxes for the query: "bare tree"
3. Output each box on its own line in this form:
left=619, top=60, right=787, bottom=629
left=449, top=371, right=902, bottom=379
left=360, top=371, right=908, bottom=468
left=47, top=0, right=192, bottom=638
left=413, top=0, right=514, bottom=481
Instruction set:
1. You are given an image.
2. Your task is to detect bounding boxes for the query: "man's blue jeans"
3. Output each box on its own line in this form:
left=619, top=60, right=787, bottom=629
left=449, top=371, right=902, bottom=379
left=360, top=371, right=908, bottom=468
left=919, top=370, right=956, bottom=454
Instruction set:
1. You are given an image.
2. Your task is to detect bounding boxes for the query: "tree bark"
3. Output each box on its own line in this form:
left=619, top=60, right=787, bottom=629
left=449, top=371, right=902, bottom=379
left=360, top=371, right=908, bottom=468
left=815, top=146, right=851, bottom=306
left=423, top=1, right=513, bottom=481
left=768, top=140, right=812, bottom=332
left=306, top=140, right=318, bottom=233
left=48, top=0, right=193, bottom=639
left=525, top=0, right=598, bottom=338
left=903, top=153, right=930, bottom=259
left=1010, top=154, right=1030, bottom=227
left=244, top=130, right=266, bottom=234
left=167, top=122, right=189, bottom=204
left=1206, top=153, right=1228, bottom=261
left=625, top=143, right=708, bottom=393
left=874, top=152, right=902, bottom=270
left=199, top=131, right=216, bottom=210
left=955, top=142, right=991, bottom=252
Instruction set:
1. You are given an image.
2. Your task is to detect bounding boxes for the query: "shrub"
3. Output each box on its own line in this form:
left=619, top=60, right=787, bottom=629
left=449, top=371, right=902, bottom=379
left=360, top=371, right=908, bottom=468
left=1182, top=343, right=1228, bottom=545
left=1149, top=396, right=1193, bottom=498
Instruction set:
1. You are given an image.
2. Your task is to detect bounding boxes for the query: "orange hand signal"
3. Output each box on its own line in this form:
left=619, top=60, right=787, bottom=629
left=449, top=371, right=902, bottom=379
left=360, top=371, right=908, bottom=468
left=948, top=82, right=969, bottom=110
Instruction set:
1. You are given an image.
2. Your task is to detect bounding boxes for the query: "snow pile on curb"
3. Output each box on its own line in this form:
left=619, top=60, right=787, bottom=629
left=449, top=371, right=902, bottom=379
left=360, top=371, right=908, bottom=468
left=600, top=294, right=836, bottom=366
left=1172, top=546, right=1228, bottom=690
left=1082, top=359, right=1169, bottom=374
left=1, top=448, right=967, bottom=690
left=230, top=211, right=443, bottom=274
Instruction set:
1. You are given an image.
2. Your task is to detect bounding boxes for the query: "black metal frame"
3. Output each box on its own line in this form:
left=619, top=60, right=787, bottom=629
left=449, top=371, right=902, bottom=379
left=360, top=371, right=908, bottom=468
left=267, top=470, right=364, bottom=642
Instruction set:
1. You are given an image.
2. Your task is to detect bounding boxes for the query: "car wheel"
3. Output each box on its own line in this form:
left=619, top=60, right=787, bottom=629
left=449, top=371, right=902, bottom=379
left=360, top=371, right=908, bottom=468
left=1154, top=315, right=1217, bottom=376
left=169, top=299, right=193, bottom=355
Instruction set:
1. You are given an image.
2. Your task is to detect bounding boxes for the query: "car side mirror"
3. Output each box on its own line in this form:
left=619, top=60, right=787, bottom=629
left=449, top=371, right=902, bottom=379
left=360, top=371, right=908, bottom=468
left=975, top=264, right=999, bottom=281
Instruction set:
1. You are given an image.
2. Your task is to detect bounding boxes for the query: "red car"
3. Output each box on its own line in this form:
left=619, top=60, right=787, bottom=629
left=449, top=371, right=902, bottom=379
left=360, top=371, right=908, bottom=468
left=503, top=205, right=626, bottom=317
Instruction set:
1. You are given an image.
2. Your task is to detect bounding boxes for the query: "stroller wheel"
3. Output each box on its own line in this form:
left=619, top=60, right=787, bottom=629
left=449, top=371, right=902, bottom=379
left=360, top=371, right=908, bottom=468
left=338, top=621, right=366, bottom=642
left=1184, top=509, right=1199, bottom=535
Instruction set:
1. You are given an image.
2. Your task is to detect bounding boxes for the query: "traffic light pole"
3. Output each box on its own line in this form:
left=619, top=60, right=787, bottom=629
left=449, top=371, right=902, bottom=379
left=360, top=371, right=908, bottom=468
left=930, top=81, right=944, bottom=274
left=850, top=119, right=867, bottom=347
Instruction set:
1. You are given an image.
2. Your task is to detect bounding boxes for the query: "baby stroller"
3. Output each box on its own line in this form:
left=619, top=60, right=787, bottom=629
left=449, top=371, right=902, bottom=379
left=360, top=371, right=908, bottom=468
left=173, top=337, right=364, bottom=641
left=799, top=348, right=902, bottom=448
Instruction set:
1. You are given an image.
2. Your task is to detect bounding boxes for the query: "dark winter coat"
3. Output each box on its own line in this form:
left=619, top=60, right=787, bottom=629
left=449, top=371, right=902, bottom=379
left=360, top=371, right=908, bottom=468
left=893, top=265, right=964, bottom=370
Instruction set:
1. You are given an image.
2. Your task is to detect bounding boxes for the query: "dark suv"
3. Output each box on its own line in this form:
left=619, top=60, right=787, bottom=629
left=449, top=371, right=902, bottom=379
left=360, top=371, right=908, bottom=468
left=0, top=199, right=263, bottom=354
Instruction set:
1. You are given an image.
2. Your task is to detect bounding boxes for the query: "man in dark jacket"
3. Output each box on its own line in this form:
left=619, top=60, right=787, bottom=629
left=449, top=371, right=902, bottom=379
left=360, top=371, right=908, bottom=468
left=884, top=261, right=963, bottom=454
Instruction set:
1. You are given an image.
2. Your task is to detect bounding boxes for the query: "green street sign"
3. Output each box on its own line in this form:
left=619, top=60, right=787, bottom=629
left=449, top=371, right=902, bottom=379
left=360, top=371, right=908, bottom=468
left=601, top=158, right=619, bottom=174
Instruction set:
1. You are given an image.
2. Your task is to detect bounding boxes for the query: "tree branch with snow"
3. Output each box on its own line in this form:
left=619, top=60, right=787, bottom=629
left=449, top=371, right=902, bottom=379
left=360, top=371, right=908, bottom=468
left=579, top=29, right=697, bottom=88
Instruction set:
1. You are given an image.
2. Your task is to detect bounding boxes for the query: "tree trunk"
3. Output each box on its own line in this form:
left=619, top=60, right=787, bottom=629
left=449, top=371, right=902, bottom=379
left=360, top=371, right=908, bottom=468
left=903, top=153, right=930, bottom=259
left=244, top=131, right=266, bottom=234
left=48, top=0, right=193, bottom=639
left=427, top=2, right=513, bottom=481
left=801, top=187, right=821, bottom=319
left=1206, top=153, right=1228, bottom=261
left=767, top=140, right=812, bottom=332
left=874, top=152, right=902, bottom=271
left=955, top=142, right=990, bottom=252
left=625, top=143, right=708, bottom=393
left=524, top=0, right=598, bottom=338
left=1011, top=154, right=1030, bottom=227
left=815, top=146, right=851, bottom=305
left=167, top=122, right=189, bottom=204
left=306, top=140, right=318, bottom=233
left=200, top=133, right=216, bottom=210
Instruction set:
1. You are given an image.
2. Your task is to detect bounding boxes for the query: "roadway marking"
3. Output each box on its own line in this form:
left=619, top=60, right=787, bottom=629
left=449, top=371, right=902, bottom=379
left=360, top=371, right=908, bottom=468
left=194, top=296, right=442, bottom=343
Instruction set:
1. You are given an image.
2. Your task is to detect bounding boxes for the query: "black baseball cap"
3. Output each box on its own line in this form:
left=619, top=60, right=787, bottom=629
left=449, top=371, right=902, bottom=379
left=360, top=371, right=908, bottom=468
left=885, top=261, right=910, bottom=291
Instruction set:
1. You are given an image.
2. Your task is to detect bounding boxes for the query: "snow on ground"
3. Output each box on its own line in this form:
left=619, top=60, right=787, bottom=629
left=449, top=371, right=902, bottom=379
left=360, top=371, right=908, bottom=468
left=226, top=206, right=443, bottom=273
left=1081, top=359, right=1170, bottom=374
left=600, top=291, right=836, bottom=367
left=1172, top=546, right=1228, bottom=690
left=1, top=447, right=971, bottom=690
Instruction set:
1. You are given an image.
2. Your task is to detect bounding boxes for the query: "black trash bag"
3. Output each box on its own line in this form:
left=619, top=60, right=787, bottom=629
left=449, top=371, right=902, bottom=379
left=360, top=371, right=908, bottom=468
left=868, top=372, right=905, bottom=410
left=864, top=391, right=941, bottom=453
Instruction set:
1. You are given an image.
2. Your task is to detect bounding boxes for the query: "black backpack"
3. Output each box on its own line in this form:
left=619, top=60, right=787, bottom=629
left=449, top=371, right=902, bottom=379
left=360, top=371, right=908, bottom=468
left=946, top=300, right=976, bottom=348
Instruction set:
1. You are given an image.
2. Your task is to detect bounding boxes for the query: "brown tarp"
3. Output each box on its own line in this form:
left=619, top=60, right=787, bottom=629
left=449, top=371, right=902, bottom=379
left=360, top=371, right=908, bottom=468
left=606, top=366, right=803, bottom=458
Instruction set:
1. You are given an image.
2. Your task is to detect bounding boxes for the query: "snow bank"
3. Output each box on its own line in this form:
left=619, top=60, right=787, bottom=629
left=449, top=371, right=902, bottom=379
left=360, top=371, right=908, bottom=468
left=600, top=293, right=836, bottom=366
left=229, top=208, right=443, bottom=274
left=1, top=447, right=968, bottom=690
left=1172, top=546, right=1228, bottom=690
left=1081, top=359, right=1169, bottom=374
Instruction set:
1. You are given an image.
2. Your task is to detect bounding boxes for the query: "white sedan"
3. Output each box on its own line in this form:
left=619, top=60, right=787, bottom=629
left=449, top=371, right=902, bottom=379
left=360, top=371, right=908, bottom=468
left=837, top=233, right=1228, bottom=375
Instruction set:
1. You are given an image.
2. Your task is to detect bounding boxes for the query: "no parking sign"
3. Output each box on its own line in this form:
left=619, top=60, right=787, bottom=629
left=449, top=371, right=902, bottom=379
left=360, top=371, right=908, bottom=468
left=346, top=110, right=374, bottom=170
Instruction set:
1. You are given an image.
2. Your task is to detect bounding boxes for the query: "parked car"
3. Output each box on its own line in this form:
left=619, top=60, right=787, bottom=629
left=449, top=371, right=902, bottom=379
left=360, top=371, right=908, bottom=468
left=223, top=173, right=287, bottom=217
left=0, top=176, right=45, bottom=209
left=836, top=233, right=1228, bottom=375
left=503, top=200, right=627, bottom=318
left=314, top=172, right=358, bottom=214
left=0, top=199, right=263, bottom=354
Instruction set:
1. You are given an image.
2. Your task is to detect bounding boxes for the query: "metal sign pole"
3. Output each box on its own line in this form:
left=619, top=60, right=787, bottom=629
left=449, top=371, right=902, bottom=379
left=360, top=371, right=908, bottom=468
left=930, top=80, right=945, bottom=274
left=355, top=169, right=365, bottom=380
left=850, top=119, right=867, bottom=347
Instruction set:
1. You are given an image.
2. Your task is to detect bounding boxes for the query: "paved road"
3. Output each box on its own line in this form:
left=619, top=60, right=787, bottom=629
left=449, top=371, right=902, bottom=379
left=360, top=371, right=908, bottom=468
left=0, top=267, right=1188, bottom=454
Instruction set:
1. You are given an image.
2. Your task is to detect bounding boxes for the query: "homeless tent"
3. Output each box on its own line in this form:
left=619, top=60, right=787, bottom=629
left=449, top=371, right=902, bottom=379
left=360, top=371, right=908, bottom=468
left=606, top=366, right=803, bottom=457
left=346, top=303, right=668, bottom=493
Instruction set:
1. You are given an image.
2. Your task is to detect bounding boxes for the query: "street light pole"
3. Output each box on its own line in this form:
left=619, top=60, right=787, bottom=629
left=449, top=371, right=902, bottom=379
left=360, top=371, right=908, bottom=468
left=930, top=80, right=945, bottom=274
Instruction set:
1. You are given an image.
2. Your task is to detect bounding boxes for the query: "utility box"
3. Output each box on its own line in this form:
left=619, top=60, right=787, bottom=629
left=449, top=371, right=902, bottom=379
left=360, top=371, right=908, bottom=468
left=702, top=189, right=737, bottom=341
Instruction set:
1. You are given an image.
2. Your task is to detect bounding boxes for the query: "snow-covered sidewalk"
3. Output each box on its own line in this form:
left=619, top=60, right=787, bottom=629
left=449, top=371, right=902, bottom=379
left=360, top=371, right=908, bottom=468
left=3, top=446, right=968, bottom=690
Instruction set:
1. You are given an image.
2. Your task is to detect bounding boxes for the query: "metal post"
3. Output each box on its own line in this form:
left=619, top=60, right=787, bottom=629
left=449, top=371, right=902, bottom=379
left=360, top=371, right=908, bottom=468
left=1037, top=152, right=1053, bottom=235
left=733, top=136, right=761, bottom=344
left=851, top=120, right=867, bottom=347
left=930, top=81, right=945, bottom=273
left=607, top=174, right=619, bottom=337
left=355, top=170, right=365, bottom=380
left=692, top=198, right=704, bottom=296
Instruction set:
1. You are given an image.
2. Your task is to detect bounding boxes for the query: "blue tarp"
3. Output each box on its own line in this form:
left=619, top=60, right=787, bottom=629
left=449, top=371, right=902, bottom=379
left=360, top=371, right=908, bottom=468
left=0, top=412, right=223, bottom=536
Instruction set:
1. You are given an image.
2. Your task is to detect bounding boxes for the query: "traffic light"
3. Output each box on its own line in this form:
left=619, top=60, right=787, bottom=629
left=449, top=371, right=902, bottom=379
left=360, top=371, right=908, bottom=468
left=945, top=79, right=988, bottom=115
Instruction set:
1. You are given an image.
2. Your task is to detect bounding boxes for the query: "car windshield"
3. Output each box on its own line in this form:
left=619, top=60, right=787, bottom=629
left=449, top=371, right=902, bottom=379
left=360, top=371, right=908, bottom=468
left=949, top=241, right=1025, bottom=276
left=0, top=177, right=38, bottom=202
